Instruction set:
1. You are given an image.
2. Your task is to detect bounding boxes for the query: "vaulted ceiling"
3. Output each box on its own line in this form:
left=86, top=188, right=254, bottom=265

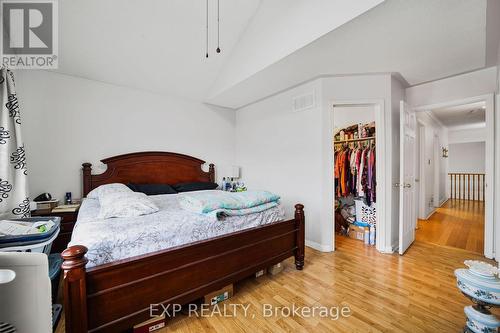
left=54, top=0, right=261, bottom=101
left=51, top=0, right=384, bottom=101
left=53, top=0, right=499, bottom=108
left=207, top=0, right=495, bottom=108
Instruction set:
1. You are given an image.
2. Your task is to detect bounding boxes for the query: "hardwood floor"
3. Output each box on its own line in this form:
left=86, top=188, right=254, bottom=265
left=57, top=235, right=496, bottom=332
left=416, top=199, right=484, bottom=253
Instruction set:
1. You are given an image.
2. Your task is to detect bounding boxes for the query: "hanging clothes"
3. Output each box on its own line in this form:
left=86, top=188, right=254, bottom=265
left=368, top=147, right=376, bottom=203
left=354, top=148, right=362, bottom=196
left=338, top=148, right=350, bottom=197
left=334, top=147, right=350, bottom=197
left=350, top=149, right=357, bottom=196
left=357, top=148, right=366, bottom=198
left=334, top=139, right=376, bottom=203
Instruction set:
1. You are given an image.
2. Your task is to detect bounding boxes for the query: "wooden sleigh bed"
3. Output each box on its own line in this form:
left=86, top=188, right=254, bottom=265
left=61, top=152, right=305, bottom=333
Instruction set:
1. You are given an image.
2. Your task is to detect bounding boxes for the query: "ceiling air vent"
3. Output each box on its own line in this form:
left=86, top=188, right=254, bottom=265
left=292, top=92, right=315, bottom=112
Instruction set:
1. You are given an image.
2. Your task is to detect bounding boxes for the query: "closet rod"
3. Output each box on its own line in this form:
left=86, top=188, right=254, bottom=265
left=334, top=136, right=375, bottom=144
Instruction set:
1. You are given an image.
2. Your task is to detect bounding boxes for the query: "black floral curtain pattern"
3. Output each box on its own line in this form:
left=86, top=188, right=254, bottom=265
left=0, top=68, right=29, bottom=218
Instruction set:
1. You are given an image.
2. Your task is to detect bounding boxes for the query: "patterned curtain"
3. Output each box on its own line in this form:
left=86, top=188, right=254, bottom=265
left=0, top=69, right=29, bottom=219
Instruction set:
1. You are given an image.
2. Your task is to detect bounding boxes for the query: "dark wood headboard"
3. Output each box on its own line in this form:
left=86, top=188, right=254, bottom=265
left=82, top=151, right=215, bottom=197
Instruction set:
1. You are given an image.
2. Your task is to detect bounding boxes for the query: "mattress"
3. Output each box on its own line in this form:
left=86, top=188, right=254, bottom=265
left=69, top=193, right=285, bottom=268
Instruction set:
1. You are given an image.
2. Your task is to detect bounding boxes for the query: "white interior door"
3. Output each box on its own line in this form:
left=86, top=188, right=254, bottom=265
left=399, top=101, right=417, bottom=255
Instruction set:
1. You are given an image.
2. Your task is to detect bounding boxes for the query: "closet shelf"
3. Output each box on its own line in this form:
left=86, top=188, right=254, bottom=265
left=334, top=136, right=375, bottom=144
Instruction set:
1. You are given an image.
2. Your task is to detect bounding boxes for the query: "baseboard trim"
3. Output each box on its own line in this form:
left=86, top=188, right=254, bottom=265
left=439, top=198, right=448, bottom=206
left=306, top=239, right=332, bottom=252
left=379, top=243, right=396, bottom=254
left=422, top=209, right=436, bottom=220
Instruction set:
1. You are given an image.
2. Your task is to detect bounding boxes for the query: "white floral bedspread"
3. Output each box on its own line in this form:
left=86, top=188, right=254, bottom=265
left=69, top=193, right=285, bottom=268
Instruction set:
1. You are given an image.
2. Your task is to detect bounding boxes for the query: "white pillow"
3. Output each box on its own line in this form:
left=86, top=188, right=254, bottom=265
left=98, top=191, right=159, bottom=219
left=87, top=183, right=131, bottom=200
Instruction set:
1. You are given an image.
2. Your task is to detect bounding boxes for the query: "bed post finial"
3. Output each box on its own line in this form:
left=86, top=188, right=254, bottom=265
left=62, top=245, right=89, bottom=333
left=294, top=204, right=305, bottom=270
left=82, top=163, right=92, bottom=197
left=209, top=163, right=215, bottom=182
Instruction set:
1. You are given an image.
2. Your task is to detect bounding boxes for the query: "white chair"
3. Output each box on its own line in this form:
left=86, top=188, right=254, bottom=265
left=0, top=252, right=52, bottom=333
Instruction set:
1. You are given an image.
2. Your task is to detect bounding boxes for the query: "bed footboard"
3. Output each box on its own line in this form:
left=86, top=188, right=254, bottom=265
left=294, top=203, right=305, bottom=270
left=62, top=204, right=305, bottom=333
left=62, top=245, right=89, bottom=333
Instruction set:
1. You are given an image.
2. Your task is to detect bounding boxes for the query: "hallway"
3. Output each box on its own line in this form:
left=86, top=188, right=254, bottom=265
left=416, top=199, right=484, bottom=253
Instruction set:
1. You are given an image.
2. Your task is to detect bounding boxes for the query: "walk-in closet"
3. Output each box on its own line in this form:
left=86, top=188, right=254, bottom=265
left=333, top=106, right=377, bottom=248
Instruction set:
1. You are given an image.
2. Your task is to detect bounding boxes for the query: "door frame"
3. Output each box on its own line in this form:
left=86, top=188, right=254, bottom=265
left=413, top=94, right=495, bottom=259
left=433, top=133, right=441, bottom=208
left=416, top=121, right=426, bottom=219
left=496, top=93, right=500, bottom=262
left=330, top=99, right=387, bottom=253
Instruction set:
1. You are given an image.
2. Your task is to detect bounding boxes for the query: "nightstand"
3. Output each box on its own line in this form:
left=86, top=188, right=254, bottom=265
left=31, top=206, right=80, bottom=253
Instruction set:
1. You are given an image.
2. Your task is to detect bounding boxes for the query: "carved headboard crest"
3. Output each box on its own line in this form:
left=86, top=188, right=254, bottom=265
left=82, top=151, right=215, bottom=197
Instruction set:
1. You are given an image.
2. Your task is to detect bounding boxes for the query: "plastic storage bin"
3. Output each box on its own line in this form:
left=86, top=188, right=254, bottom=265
left=0, top=217, right=61, bottom=254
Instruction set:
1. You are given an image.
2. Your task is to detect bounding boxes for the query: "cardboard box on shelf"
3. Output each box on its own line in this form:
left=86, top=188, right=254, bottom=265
left=52, top=203, right=80, bottom=213
left=203, top=284, right=233, bottom=306
left=349, top=225, right=367, bottom=242
left=36, top=199, right=59, bottom=211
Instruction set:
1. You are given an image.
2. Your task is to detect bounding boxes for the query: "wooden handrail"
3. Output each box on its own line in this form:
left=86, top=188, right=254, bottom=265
left=447, top=172, right=485, bottom=175
left=448, top=172, right=485, bottom=201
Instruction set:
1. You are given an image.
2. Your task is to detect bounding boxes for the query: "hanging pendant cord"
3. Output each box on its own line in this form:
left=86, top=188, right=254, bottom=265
left=206, top=0, right=209, bottom=58
left=216, top=0, right=221, bottom=53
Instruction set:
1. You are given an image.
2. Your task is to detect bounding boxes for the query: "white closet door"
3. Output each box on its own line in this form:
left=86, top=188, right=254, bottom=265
left=399, top=101, right=417, bottom=255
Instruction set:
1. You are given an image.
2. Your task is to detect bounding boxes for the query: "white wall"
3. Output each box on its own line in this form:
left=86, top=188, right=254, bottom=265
left=449, top=142, right=485, bottom=173
left=406, top=67, right=498, bottom=107
left=438, top=135, right=447, bottom=204
left=496, top=20, right=500, bottom=91
left=416, top=112, right=448, bottom=217
left=236, top=74, right=399, bottom=253
left=236, top=79, right=325, bottom=248
left=486, top=0, right=500, bottom=67
left=448, top=127, right=487, bottom=144
left=16, top=71, right=236, bottom=201
left=417, top=115, right=435, bottom=216
left=333, top=106, right=375, bottom=132
left=493, top=0, right=500, bottom=90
